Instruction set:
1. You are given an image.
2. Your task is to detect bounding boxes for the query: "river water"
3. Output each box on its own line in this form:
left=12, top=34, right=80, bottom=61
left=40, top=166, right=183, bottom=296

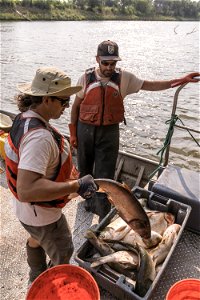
left=1, top=21, right=199, bottom=171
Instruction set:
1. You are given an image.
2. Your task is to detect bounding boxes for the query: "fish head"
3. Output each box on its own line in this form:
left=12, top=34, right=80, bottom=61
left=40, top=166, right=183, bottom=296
left=128, top=218, right=151, bottom=239
left=99, top=230, right=110, bottom=240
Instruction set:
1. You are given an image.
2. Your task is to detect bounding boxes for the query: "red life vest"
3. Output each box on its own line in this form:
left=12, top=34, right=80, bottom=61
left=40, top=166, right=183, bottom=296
left=5, top=113, right=79, bottom=208
left=79, top=67, right=124, bottom=126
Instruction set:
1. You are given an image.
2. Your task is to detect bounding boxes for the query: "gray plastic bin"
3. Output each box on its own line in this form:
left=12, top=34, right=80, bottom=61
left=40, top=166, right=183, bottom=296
left=75, top=187, right=191, bottom=300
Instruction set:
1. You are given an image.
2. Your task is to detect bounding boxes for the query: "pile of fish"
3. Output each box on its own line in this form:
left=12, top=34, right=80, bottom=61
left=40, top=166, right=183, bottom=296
left=84, top=183, right=181, bottom=297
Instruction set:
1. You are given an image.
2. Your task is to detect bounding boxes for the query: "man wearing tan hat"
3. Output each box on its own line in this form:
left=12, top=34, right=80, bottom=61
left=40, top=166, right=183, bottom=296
left=4, top=67, right=98, bottom=286
left=69, top=40, right=199, bottom=219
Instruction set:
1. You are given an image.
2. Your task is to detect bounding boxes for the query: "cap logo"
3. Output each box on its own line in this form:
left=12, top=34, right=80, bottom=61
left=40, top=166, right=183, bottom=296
left=108, top=45, right=115, bottom=54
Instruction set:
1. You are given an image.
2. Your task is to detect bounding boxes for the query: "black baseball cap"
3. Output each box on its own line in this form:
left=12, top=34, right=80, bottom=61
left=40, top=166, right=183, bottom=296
left=97, top=40, right=121, bottom=61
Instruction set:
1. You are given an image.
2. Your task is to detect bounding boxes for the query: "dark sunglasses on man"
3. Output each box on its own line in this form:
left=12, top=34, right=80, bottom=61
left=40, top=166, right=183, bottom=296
left=100, top=61, right=117, bottom=67
left=51, top=96, right=70, bottom=107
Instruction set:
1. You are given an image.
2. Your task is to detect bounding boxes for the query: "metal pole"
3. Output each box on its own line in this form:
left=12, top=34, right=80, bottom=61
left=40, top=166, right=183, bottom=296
left=163, top=83, right=188, bottom=167
left=174, top=124, right=200, bottom=134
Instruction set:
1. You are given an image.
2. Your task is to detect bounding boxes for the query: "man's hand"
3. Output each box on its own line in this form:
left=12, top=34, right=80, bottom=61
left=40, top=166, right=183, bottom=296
left=77, top=175, right=98, bottom=199
left=171, top=72, right=200, bottom=88
left=68, top=123, right=77, bottom=148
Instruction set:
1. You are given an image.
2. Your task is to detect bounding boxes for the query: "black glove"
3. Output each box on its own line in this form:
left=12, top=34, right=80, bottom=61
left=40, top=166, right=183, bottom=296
left=77, top=175, right=98, bottom=199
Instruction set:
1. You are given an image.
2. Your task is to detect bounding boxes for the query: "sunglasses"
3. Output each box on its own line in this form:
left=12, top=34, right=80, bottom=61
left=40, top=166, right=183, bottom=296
left=52, top=96, right=70, bottom=107
left=100, top=61, right=117, bottom=67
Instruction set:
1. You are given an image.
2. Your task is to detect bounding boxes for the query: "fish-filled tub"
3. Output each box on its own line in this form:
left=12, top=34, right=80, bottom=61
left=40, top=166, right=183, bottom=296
left=74, top=187, right=191, bottom=300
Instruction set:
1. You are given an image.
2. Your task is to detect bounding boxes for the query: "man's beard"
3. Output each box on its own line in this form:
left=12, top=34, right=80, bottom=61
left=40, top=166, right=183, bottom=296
left=99, top=66, right=114, bottom=78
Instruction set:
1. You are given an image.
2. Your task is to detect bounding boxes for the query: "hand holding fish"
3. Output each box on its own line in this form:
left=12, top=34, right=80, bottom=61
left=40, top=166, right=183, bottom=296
left=78, top=175, right=98, bottom=199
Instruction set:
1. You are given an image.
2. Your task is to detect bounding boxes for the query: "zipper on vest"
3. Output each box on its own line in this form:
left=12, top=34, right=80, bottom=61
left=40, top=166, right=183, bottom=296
left=100, top=83, right=105, bottom=125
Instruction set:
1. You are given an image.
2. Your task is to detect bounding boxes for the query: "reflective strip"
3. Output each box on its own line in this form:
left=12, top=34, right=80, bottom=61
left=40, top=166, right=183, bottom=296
left=86, top=81, right=101, bottom=94
left=4, top=141, right=18, bottom=163
left=61, top=139, right=70, bottom=164
left=86, top=81, right=119, bottom=95
left=24, top=118, right=31, bottom=134
left=107, top=81, right=119, bottom=92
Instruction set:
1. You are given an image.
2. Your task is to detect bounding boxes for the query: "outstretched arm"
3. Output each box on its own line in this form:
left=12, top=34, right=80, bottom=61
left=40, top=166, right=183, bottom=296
left=141, top=80, right=171, bottom=91
left=141, top=72, right=200, bottom=91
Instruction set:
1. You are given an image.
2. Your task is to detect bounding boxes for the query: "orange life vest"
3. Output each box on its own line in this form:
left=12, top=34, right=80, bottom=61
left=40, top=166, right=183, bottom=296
left=5, top=113, right=79, bottom=208
left=79, top=67, right=124, bottom=126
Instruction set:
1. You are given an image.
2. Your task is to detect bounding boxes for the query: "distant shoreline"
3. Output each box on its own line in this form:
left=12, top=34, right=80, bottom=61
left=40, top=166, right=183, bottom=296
left=1, top=17, right=199, bottom=22
left=0, top=5, right=199, bottom=22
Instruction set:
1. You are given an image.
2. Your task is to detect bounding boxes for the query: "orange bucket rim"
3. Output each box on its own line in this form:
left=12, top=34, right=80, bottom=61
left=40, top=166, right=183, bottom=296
left=26, top=264, right=100, bottom=300
left=166, top=278, right=200, bottom=300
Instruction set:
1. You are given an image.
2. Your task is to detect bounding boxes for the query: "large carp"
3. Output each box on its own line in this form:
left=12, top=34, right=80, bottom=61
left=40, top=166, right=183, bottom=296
left=99, top=216, right=162, bottom=249
left=91, top=250, right=139, bottom=270
left=98, top=216, right=131, bottom=241
left=149, top=224, right=181, bottom=266
left=147, top=211, right=175, bottom=235
left=94, top=179, right=151, bottom=239
left=85, top=229, right=137, bottom=280
left=108, top=240, right=156, bottom=297
left=135, top=243, right=156, bottom=297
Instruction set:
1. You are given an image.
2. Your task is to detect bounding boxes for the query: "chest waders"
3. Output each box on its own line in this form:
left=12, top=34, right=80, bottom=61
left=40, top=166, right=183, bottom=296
left=77, top=69, right=123, bottom=220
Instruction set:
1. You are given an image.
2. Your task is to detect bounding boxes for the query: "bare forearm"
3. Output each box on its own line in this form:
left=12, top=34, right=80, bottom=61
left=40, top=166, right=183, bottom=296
left=141, top=72, right=200, bottom=91
left=71, top=105, right=79, bottom=124
left=70, top=96, right=82, bottom=124
left=141, top=80, right=171, bottom=91
left=17, top=177, right=79, bottom=203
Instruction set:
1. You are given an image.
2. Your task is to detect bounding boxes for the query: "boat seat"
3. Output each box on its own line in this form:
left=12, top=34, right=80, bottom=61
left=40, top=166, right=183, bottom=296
left=151, top=165, right=200, bottom=233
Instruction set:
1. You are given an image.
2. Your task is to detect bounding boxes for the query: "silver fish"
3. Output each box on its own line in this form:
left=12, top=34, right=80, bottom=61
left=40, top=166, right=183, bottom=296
left=94, top=179, right=151, bottom=239
left=85, top=229, right=137, bottom=280
left=91, top=250, right=139, bottom=270
left=85, top=229, right=114, bottom=256
left=122, top=229, right=162, bottom=249
left=99, top=216, right=131, bottom=241
left=100, top=216, right=162, bottom=249
left=149, top=224, right=181, bottom=266
left=110, top=241, right=156, bottom=297
left=135, top=243, right=156, bottom=297
left=147, top=211, right=175, bottom=235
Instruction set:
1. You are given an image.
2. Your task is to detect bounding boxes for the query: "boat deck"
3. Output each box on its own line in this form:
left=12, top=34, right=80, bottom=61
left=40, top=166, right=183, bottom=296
left=1, top=158, right=199, bottom=300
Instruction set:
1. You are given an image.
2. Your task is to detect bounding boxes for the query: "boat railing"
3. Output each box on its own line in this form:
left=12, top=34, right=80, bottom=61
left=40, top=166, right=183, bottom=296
left=163, top=79, right=200, bottom=166
left=148, top=78, right=200, bottom=179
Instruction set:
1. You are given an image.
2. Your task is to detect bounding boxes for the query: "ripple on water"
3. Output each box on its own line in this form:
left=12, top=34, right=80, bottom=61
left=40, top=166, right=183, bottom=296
left=1, top=20, right=199, bottom=171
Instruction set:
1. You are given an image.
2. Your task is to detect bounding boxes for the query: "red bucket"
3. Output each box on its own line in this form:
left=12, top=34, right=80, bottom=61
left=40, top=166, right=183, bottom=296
left=166, top=278, right=200, bottom=300
left=26, top=264, right=100, bottom=300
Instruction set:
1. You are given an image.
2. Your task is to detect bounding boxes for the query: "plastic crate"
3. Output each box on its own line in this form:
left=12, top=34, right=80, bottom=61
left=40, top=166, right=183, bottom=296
left=75, top=187, right=191, bottom=300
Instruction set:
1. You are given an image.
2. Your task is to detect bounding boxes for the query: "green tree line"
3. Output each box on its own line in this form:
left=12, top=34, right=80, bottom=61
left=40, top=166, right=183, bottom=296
left=0, top=0, right=199, bottom=20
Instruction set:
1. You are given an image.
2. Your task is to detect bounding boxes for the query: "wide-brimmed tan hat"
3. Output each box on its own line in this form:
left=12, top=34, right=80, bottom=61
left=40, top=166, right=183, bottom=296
left=17, top=67, right=82, bottom=97
left=0, top=113, right=13, bottom=132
